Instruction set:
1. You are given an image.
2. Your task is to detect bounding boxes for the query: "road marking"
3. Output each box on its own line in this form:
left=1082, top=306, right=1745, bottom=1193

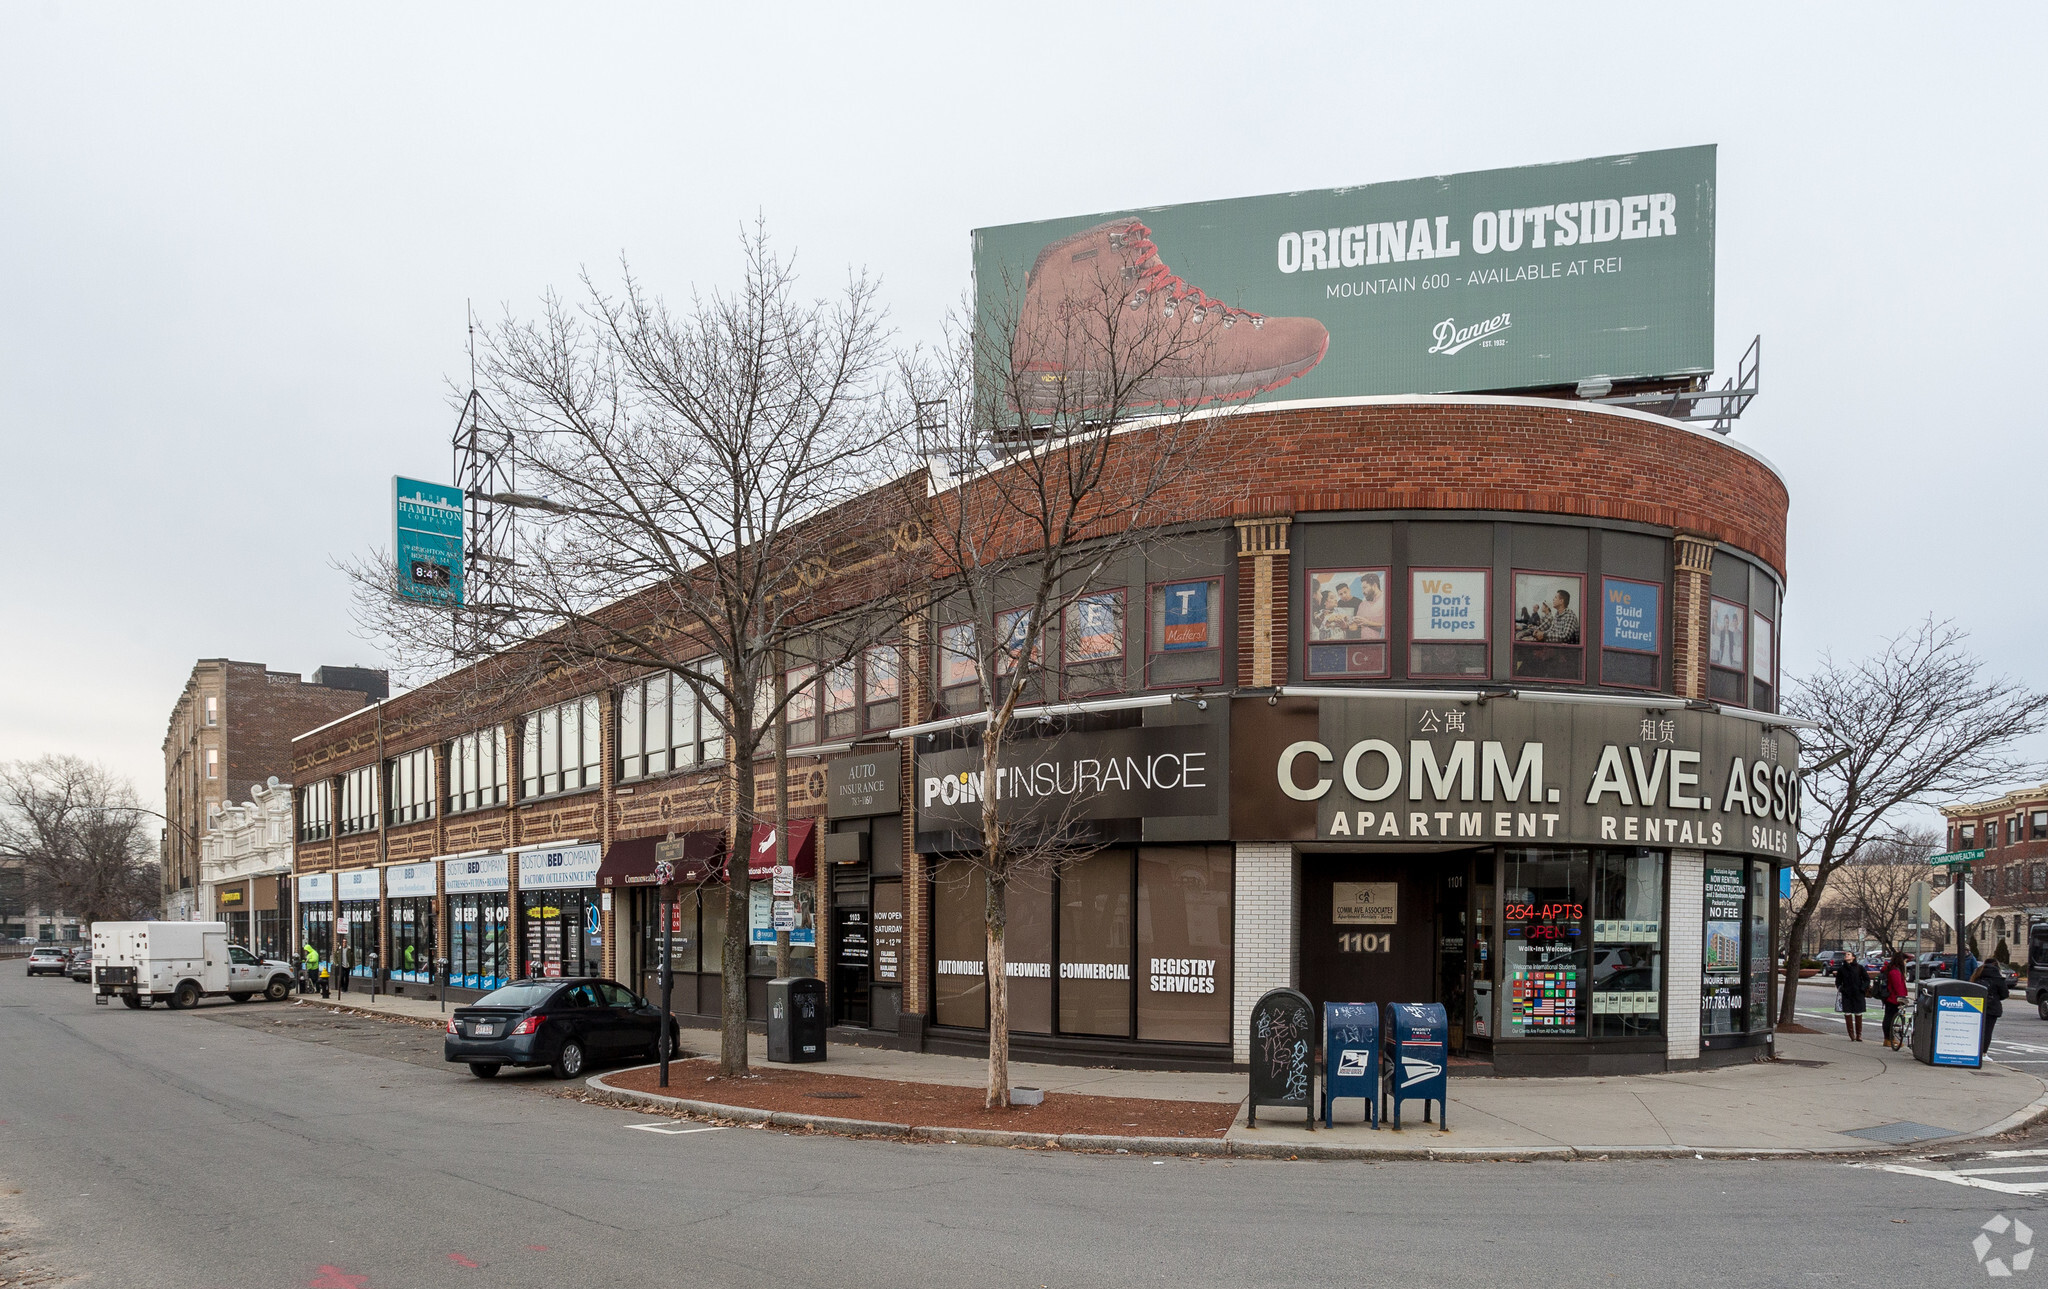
left=626, top=1121, right=729, bottom=1136
left=448, top=1253, right=482, bottom=1267
left=308, top=1268, right=371, bottom=1289
left=1860, top=1163, right=2048, bottom=1196
left=1952, top=1167, right=2048, bottom=1177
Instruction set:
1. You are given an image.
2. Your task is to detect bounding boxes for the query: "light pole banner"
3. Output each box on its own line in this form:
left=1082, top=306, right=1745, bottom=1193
left=974, top=146, right=1715, bottom=412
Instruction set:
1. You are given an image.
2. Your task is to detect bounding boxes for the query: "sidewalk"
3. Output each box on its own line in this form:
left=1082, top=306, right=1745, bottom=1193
left=303, top=990, right=2048, bottom=1159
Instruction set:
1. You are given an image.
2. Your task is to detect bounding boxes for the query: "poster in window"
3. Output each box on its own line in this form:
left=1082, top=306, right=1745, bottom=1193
left=996, top=608, right=1038, bottom=676
left=1709, top=601, right=1745, bottom=670
left=1410, top=569, right=1487, bottom=640
left=1601, top=578, right=1661, bottom=652
left=1307, top=569, right=1388, bottom=642
left=1512, top=573, right=1583, bottom=645
left=1750, top=614, right=1774, bottom=682
left=940, top=623, right=978, bottom=688
left=1158, top=580, right=1215, bottom=651
left=1065, top=593, right=1124, bottom=662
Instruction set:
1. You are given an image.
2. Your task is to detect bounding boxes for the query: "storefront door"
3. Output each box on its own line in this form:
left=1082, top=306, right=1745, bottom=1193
left=1300, top=854, right=1439, bottom=1016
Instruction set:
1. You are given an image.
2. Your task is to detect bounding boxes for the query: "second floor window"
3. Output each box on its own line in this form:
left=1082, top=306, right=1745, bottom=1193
left=1962, top=823, right=1977, bottom=847
left=447, top=726, right=508, bottom=813
left=338, top=765, right=378, bottom=835
left=204, top=695, right=218, bottom=726
left=297, top=781, right=331, bottom=842
left=618, top=662, right=726, bottom=782
left=523, top=696, right=602, bottom=799
left=387, top=747, right=435, bottom=825
left=205, top=748, right=219, bottom=780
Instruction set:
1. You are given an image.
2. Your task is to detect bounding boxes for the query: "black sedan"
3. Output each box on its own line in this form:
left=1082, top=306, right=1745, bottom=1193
left=444, top=977, right=680, bottom=1079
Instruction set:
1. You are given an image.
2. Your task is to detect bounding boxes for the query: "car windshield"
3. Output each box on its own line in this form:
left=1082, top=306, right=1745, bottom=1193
left=473, top=983, right=559, bottom=1010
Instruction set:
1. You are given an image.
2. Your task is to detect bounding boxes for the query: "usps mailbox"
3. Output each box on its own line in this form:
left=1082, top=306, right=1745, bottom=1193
left=1387, top=1002, right=1449, bottom=1130
left=1322, top=1001, right=1380, bottom=1129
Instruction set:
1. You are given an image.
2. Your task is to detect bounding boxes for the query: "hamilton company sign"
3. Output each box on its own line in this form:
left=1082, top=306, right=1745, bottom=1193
left=1258, top=698, right=1801, bottom=860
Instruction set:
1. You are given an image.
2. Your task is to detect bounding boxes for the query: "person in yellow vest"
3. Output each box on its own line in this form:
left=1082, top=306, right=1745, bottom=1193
left=301, top=942, right=319, bottom=995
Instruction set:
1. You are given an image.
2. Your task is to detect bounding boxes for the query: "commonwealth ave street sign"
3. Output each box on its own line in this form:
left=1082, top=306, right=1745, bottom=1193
left=1930, top=849, right=1985, bottom=868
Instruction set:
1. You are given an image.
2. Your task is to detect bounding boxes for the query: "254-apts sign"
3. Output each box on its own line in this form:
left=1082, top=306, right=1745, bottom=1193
left=974, top=145, right=1714, bottom=409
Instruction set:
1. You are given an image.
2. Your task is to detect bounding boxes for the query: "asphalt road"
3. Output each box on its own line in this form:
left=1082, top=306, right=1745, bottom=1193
left=0, top=968, right=2041, bottom=1289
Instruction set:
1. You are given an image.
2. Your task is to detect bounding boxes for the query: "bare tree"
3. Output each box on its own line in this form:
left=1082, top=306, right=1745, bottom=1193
left=0, top=757, right=162, bottom=929
left=1778, top=618, right=2048, bottom=1025
left=1830, top=829, right=1940, bottom=957
left=907, top=246, right=1253, bottom=1108
left=347, top=228, right=915, bottom=1076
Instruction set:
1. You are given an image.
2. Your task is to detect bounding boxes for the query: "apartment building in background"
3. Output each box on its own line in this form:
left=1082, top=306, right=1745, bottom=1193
left=162, top=660, right=386, bottom=919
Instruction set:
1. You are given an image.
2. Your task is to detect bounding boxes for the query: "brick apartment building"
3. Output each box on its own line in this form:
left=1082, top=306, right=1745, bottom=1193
left=162, top=661, right=386, bottom=920
left=1941, top=788, right=2048, bottom=954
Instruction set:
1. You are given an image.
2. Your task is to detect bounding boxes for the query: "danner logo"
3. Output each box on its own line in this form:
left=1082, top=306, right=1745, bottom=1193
left=1428, top=313, right=1511, bottom=356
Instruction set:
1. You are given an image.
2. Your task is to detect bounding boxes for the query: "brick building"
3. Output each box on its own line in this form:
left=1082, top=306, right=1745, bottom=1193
left=290, top=395, right=1807, bottom=1076
left=1940, top=789, right=2048, bottom=954
left=162, top=661, right=385, bottom=920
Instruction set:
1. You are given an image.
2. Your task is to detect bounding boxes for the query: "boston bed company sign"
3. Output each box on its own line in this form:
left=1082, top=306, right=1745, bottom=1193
left=1257, top=698, right=1800, bottom=860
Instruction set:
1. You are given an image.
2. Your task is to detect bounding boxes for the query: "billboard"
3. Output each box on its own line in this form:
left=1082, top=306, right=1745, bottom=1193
left=393, top=476, right=465, bottom=605
left=973, top=146, right=1715, bottom=412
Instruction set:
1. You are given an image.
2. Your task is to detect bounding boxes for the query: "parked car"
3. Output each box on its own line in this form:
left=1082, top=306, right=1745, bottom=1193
left=68, top=949, right=93, bottom=982
left=24, top=947, right=69, bottom=977
left=444, top=978, right=679, bottom=1080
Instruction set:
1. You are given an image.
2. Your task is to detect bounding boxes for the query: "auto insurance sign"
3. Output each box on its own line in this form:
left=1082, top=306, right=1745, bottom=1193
left=973, top=145, right=1715, bottom=408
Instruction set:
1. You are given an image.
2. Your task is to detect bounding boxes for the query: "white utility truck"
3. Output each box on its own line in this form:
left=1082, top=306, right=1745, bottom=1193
left=91, top=921, right=295, bottom=1009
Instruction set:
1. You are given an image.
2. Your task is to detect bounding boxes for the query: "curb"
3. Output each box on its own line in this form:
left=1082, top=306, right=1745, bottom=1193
left=581, top=1072, right=2025, bottom=1162
left=286, top=997, right=448, bottom=1031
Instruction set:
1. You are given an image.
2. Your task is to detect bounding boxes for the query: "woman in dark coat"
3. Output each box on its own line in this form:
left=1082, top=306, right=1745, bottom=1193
left=1973, top=958, right=2008, bottom=1058
left=1834, top=953, right=1869, bottom=1042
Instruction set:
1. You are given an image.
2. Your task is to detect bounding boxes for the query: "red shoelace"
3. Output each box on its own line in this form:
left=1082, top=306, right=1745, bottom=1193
left=1120, top=222, right=1258, bottom=322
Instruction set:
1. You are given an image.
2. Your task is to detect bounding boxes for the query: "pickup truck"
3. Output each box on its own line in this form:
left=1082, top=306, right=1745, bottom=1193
left=91, top=921, right=296, bottom=1009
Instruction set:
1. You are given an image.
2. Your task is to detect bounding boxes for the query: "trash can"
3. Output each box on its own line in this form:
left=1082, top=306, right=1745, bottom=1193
left=768, top=977, right=828, bottom=1063
left=1912, top=978, right=1990, bottom=1069
left=1246, top=987, right=1316, bottom=1129
left=1386, top=1002, right=1449, bottom=1130
left=1322, top=1001, right=1380, bottom=1129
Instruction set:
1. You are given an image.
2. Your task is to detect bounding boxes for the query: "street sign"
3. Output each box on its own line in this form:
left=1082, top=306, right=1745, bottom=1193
left=771, top=900, right=795, bottom=931
left=1928, top=879, right=1990, bottom=935
left=1907, top=881, right=1931, bottom=924
left=771, top=864, right=794, bottom=897
left=1931, top=849, right=1985, bottom=867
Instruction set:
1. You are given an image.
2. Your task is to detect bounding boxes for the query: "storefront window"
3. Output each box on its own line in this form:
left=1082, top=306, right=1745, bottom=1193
left=1590, top=849, right=1663, bottom=1038
left=1007, top=872, right=1054, bottom=1035
left=701, top=889, right=726, bottom=977
left=523, top=889, right=600, bottom=979
left=1501, top=849, right=1589, bottom=1038
left=748, top=881, right=816, bottom=974
left=386, top=898, right=436, bottom=983
left=1059, top=850, right=1132, bottom=1037
left=933, top=861, right=986, bottom=1028
left=254, top=907, right=287, bottom=959
left=448, top=892, right=511, bottom=991
left=1702, top=860, right=1747, bottom=1035
left=299, top=903, right=332, bottom=959
left=225, top=910, right=250, bottom=948
left=1136, top=847, right=1231, bottom=1043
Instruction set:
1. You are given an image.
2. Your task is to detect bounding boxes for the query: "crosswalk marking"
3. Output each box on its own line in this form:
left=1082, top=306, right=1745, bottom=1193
left=626, top=1121, right=730, bottom=1136
left=1860, top=1163, right=2048, bottom=1196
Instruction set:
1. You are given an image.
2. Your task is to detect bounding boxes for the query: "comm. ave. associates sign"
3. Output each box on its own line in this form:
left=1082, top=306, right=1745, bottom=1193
left=974, top=145, right=1715, bottom=409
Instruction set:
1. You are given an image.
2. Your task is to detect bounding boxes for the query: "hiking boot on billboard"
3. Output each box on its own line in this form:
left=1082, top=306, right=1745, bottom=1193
left=1007, top=218, right=1328, bottom=415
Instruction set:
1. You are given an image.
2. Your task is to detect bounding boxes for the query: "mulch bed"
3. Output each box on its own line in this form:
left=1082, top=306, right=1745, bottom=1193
left=1776, top=1022, right=1821, bottom=1035
left=606, top=1059, right=1239, bottom=1138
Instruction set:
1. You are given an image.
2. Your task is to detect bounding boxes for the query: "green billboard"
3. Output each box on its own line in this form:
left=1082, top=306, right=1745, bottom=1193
left=973, top=145, right=1715, bottom=414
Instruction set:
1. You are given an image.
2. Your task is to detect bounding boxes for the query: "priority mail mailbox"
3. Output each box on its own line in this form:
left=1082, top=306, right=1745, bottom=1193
left=1387, top=1002, right=1450, bottom=1130
left=1247, top=987, right=1316, bottom=1129
left=1322, top=1001, right=1380, bottom=1129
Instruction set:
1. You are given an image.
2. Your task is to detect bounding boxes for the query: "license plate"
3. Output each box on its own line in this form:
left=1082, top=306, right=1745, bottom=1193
left=474, top=1025, right=496, bottom=1037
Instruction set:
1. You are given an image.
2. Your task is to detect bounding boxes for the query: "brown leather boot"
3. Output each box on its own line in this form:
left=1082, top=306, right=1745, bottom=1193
left=1006, top=218, right=1328, bottom=414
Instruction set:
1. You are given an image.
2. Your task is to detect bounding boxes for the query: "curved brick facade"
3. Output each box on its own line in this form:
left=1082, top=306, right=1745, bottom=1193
left=1161, top=397, right=1788, bottom=575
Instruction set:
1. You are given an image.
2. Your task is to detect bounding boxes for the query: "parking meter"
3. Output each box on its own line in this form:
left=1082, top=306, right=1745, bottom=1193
left=434, top=956, right=451, bottom=1012
left=1387, top=1002, right=1450, bottom=1130
left=1322, top=1001, right=1380, bottom=1129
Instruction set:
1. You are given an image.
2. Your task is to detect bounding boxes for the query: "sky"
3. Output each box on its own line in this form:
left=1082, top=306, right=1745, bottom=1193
left=2, top=3, right=2044, bottom=819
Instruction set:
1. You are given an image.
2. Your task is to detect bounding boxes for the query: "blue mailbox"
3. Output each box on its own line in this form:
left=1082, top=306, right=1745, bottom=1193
left=1322, top=1001, right=1380, bottom=1129
left=1386, top=1002, right=1449, bottom=1130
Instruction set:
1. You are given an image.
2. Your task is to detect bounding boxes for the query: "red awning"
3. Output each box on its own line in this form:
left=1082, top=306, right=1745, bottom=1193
left=746, top=817, right=817, bottom=881
left=597, top=831, right=726, bottom=888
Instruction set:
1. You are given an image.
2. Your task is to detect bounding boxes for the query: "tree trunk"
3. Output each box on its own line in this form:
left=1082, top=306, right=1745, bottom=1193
left=985, top=872, right=1010, bottom=1110
left=773, top=666, right=791, bottom=981
left=721, top=749, right=754, bottom=1077
left=1775, top=901, right=1815, bottom=1027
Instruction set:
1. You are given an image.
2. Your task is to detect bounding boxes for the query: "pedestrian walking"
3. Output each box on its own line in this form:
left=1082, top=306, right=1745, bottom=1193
left=1834, top=952, right=1869, bottom=1042
left=1880, top=951, right=1910, bottom=1050
left=300, top=941, right=320, bottom=996
left=334, top=934, right=353, bottom=995
left=1973, top=957, right=2008, bottom=1058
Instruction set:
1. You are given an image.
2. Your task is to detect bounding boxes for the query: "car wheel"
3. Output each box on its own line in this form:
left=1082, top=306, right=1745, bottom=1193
left=648, top=1029, right=681, bottom=1061
left=264, top=976, right=291, bottom=1002
left=552, top=1040, right=586, bottom=1080
left=172, top=980, right=202, bottom=1010
left=120, top=994, right=142, bottom=1010
left=468, top=1062, right=501, bottom=1079
left=2038, top=997, right=2047, bottom=1022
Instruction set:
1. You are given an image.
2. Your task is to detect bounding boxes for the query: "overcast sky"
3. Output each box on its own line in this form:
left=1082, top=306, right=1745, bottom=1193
left=2, top=4, right=2043, bottom=819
